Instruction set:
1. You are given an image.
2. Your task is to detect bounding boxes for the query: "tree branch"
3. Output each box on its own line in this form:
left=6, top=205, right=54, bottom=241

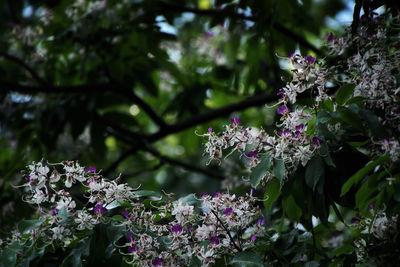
left=147, top=93, right=280, bottom=142
left=0, top=80, right=166, bottom=128
left=142, top=146, right=225, bottom=181
left=103, top=147, right=139, bottom=176
left=0, top=52, right=47, bottom=85
left=351, top=0, right=363, bottom=34
left=158, top=2, right=320, bottom=54
left=123, top=90, right=167, bottom=128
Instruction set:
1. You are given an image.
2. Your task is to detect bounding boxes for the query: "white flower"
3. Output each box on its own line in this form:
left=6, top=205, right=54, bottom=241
left=195, top=224, right=215, bottom=241
left=75, top=210, right=97, bottom=230
left=172, top=202, right=194, bottom=224
left=51, top=226, right=71, bottom=240
left=56, top=196, right=76, bottom=210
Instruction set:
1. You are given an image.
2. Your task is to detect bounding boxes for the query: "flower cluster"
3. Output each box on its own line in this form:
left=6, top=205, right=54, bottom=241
left=329, top=16, right=400, bottom=124
left=351, top=206, right=399, bottom=265
left=281, top=53, right=330, bottom=104
left=118, top=191, right=263, bottom=266
left=2, top=161, right=265, bottom=267
left=203, top=111, right=322, bottom=183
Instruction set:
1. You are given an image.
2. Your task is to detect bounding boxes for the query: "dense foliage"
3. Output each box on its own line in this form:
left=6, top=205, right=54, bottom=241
left=1, top=0, right=400, bottom=266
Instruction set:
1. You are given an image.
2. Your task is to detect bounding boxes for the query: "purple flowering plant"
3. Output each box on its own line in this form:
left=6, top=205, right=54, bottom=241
left=2, top=3, right=400, bottom=267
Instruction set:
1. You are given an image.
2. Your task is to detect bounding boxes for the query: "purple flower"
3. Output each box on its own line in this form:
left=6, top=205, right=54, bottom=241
left=250, top=188, right=254, bottom=196
left=257, top=219, right=265, bottom=226
left=292, top=131, right=301, bottom=138
left=204, top=31, right=214, bottom=38
left=311, top=136, right=323, bottom=146
left=51, top=207, right=58, bottom=216
left=26, top=175, right=31, bottom=183
left=121, top=211, right=129, bottom=219
left=251, top=235, right=257, bottom=242
left=200, top=193, right=209, bottom=199
left=171, top=224, right=183, bottom=234
left=213, top=191, right=221, bottom=198
left=327, top=32, right=334, bottom=43
left=93, top=204, right=107, bottom=215
left=45, top=232, right=53, bottom=237
left=351, top=213, right=362, bottom=224
left=369, top=203, right=375, bottom=210
left=283, top=129, right=291, bottom=137
left=127, top=232, right=133, bottom=242
left=208, top=127, right=212, bottom=133
left=84, top=166, right=96, bottom=173
left=152, top=257, right=164, bottom=267
left=246, top=150, right=258, bottom=158
left=288, top=51, right=296, bottom=58
left=223, top=207, right=233, bottom=216
left=210, top=236, right=220, bottom=245
left=187, top=225, right=193, bottom=232
left=295, top=124, right=304, bottom=131
left=128, top=243, right=138, bottom=253
left=231, top=117, right=242, bottom=125
left=277, top=105, right=290, bottom=115
left=277, top=91, right=285, bottom=98
left=305, top=55, right=316, bottom=64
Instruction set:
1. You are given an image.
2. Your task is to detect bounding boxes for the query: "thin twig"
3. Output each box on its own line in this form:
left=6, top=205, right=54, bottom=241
left=211, top=209, right=242, bottom=252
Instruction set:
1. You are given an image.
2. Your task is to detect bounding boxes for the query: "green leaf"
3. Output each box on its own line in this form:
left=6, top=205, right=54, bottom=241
left=305, top=156, right=325, bottom=191
left=319, top=143, right=336, bottom=168
left=321, top=99, right=334, bottom=112
left=341, top=155, right=389, bottom=196
left=339, top=107, right=363, bottom=130
left=134, top=190, right=162, bottom=199
left=274, top=158, right=285, bottom=184
left=315, top=110, right=331, bottom=125
left=355, top=172, right=379, bottom=213
left=106, top=223, right=126, bottom=243
left=264, top=178, right=281, bottom=213
left=175, top=193, right=198, bottom=205
left=332, top=244, right=354, bottom=256
left=331, top=202, right=345, bottom=224
left=18, top=219, right=44, bottom=234
left=283, top=195, right=302, bottom=221
left=0, top=242, right=23, bottom=267
left=335, top=84, right=355, bottom=105
left=230, top=251, right=264, bottom=267
left=316, top=123, right=335, bottom=140
left=189, top=256, right=202, bottom=267
left=58, top=206, right=68, bottom=223
left=358, top=108, right=379, bottom=129
left=250, top=154, right=271, bottom=188
left=346, top=96, right=365, bottom=105
left=61, top=237, right=91, bottom=267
